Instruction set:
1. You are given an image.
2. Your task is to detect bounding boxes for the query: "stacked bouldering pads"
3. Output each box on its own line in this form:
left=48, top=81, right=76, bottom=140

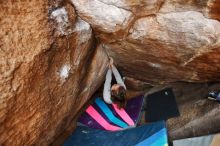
left=78, top=95, right=144, bottom=130
left=63, top=121, right=168, bottom=146
left=63, top=95, right=169, bottom=146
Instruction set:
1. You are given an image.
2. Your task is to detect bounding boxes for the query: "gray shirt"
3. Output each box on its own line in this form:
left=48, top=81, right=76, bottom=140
left=103, top=65, right=126, bottom=104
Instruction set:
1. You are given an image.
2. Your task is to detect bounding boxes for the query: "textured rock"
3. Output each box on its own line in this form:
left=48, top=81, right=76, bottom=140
left=97, top=0, right=164, bottom=16
left=166, top=82, right=220, bottom=140
left=1, top=0, right=220, bottom=145
left=104, top=11, right=220, bottom=83
left=71, top=0, right=134, bottom=33
left=102, top=12, right=220, bottom=84
left=69, top=0, right=220, bottom=84
left=160, top=0, right=220, bottom=20
left=145, top=82, right=220, bottom=140
left=0, top=1, right=108, bottom=145
left=208, top=0, right=220, bottom=20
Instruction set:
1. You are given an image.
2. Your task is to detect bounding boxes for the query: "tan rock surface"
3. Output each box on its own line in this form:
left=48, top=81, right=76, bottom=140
left=104, top=11, right=220, bottom=83
left=97, top=0, right=164, bottom=16
left=166, top=82, right=220, bottom=140
left=1, top=0, right=220, bottom=145
left=71, top=0, right=134, bottom=33
left=160, top=0, right=220, bottom=20
left=60, top=0, right=220, bottom=84
left=0, top=1, right=108, bottom=145
left=82, top=0, right=220, bottom=84
left=145, top=82, right=220, bottom=140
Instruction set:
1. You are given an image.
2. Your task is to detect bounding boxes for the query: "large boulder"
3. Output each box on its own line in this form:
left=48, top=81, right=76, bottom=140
left=70, top=0, right=134, bottom=33
left=105, top=11, right=220, bottom=83
left=0, top=1, right=108, bottom=145
left=1, top=0, right=220, bottom=145
left=70, top=0, right=220, bottom=84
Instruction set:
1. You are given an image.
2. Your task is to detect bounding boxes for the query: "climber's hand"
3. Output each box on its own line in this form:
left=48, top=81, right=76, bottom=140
left=109, top=57, right=114, bottom=69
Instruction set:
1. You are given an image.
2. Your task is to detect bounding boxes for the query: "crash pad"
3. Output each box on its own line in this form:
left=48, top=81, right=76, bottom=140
left=145, top=88, right=180, bottom=122
left=63, top=121, right=168, bottom=146
left=173, top=133, right=220, bottom=146
left=78, top=95, right=144, bottom=130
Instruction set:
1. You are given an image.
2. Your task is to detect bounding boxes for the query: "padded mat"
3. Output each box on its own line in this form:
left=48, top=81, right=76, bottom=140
left=145, top=88, right=180, bottom=122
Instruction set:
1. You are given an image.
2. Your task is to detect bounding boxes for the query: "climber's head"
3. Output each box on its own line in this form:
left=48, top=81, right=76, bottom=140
left=111, top=84, right=126, bottom=108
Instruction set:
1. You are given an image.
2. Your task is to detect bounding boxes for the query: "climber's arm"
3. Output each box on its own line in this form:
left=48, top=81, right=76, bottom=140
left=103, top=68, right=113, bottom=104
left=112, top=65, right=126, bottom=90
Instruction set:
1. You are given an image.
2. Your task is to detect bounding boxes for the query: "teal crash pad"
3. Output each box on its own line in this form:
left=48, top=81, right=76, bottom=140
left=63, top=121, right=168, bottom=146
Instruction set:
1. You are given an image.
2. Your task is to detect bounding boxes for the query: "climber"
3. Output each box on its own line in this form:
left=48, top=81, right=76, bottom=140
left=103, top=57, right=127, bottom=108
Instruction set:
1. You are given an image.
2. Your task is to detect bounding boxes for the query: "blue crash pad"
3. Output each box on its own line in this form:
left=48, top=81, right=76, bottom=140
left=63, top=121, right=168, bottom=146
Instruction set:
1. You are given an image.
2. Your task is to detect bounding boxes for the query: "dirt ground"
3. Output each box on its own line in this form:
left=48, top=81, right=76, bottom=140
left=142, top=82, right=220, bottom=140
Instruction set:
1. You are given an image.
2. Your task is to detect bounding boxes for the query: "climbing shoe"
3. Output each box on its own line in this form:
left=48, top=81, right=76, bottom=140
left=208, top=91, right=220, bottom=101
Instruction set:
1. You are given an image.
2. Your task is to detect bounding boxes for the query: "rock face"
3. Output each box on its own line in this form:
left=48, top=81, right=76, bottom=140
left=71, top=0, right=220, bottom=84
left=166, top=82, right=220, bottom=140
left=71, top=0, right=134, bottom=33
left=1, top=0, right=220, bottom=145
left=0, top=1, right=108, bottom=145
left=145, top=82, right=220, bottom=140
left=105, top=11, right=220, bottom=83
